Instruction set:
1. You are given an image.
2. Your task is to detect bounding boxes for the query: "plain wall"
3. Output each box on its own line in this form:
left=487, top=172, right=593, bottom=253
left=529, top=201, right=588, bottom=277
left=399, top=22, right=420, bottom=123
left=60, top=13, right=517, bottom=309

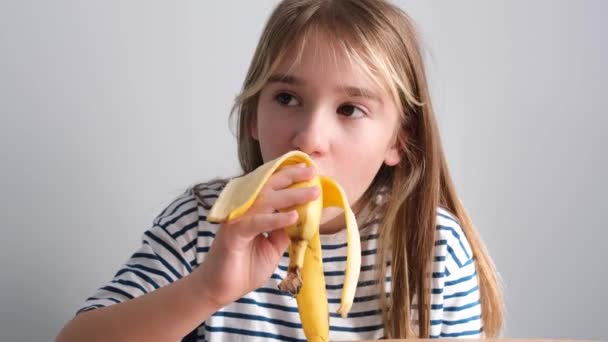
left=1, top=1, right=606, bottom=341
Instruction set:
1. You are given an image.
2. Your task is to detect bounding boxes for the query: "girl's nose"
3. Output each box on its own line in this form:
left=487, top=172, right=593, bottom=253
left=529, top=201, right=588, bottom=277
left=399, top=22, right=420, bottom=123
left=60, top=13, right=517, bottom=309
left=291, top=109, right=330, bottom=158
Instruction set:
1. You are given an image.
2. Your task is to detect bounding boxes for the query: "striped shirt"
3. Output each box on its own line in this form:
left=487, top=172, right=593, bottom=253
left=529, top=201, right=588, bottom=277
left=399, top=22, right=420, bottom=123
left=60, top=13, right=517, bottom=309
left=78, top=182, right=483, bottom=341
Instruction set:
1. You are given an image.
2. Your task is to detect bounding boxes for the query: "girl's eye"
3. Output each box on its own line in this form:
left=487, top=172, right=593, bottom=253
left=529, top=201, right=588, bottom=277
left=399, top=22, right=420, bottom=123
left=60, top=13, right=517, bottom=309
left=338, top=104, right=366, bottom=118
left=275, top=92, right=300, bottom=106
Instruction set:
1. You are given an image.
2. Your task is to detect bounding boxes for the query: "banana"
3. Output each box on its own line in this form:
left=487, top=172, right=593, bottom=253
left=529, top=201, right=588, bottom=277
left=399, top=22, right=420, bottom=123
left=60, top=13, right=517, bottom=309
left=208, top=150, right=362, bottom=342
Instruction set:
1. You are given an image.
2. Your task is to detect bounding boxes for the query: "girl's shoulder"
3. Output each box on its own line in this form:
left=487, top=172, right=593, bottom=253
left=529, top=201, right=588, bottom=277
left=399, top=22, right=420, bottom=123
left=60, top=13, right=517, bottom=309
left=189, top=178, right=229, bottom=212
left=151, top=179, right=225, bottom=223
left=149, top=179, right=228, bottom=241
left=434, top=208, right=474, bottom=266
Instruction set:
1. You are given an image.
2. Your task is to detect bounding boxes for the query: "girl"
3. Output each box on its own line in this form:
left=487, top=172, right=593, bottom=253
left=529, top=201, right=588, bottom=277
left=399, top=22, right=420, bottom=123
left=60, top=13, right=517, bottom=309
left=57, top=0, right=503, bottom=341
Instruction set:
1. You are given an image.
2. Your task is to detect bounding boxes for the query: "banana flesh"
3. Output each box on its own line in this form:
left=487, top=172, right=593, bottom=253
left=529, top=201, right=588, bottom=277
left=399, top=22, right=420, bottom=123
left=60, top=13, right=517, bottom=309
left=208, top=150, right=362, bottom=341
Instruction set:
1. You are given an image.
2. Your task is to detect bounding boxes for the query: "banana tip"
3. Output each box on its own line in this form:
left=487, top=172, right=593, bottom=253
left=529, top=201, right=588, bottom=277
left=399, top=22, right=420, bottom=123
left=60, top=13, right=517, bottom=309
left=277, top=268, right=303, bottom=295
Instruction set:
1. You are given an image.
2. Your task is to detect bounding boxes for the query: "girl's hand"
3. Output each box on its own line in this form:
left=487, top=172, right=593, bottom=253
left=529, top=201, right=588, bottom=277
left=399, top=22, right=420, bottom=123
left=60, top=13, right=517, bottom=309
left=194, top=164, right=320, bottom=309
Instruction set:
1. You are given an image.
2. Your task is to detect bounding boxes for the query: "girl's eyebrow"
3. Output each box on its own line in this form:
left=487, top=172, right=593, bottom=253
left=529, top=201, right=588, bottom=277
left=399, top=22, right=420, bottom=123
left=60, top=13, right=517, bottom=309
left=343, top=86, right=382, bottom=104
left=268, top=73, right=302, bottom=85
left=267, top=73, right=382, bottom=103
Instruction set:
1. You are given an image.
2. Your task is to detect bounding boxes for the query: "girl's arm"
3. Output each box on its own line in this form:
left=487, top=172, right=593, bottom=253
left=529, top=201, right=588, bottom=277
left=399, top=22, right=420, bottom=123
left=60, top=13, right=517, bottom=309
left=55, top=270, right=220, bottom=342
left=56, top=164, right=319, bottom=342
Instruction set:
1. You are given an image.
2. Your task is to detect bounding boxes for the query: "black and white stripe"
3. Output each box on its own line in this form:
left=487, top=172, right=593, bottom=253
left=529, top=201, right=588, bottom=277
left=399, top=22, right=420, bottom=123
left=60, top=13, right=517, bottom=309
left=78, top=185, right=482, bottom=340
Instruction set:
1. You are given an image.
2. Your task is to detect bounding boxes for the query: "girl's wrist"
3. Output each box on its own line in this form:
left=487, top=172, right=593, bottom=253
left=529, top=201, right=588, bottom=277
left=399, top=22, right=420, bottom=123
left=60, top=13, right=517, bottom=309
left=187, top=266, right=225, bottom=313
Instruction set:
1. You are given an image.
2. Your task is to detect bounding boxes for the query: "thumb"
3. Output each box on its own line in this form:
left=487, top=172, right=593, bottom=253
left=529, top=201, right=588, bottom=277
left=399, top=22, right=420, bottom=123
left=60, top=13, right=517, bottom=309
left=266, top=228, right=290, bottom=257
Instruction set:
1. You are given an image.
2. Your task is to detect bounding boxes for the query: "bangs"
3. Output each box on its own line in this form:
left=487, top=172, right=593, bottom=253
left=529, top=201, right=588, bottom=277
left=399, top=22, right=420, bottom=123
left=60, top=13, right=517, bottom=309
left=286, top=23, right=393, bottom=103
left=235, top=0, right=423, bottom=117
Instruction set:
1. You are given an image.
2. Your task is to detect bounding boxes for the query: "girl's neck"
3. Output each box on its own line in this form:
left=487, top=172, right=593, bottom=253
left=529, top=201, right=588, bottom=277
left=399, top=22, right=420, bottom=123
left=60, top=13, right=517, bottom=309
left=318, top=200, right=365, bottom=235
left=319, top=211, right=346, bottom=235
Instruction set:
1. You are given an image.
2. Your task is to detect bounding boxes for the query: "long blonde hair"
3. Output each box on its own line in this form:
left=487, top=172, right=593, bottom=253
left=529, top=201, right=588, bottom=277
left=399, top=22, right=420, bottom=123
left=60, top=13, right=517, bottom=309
left=227, top=0, right=503, bottom=338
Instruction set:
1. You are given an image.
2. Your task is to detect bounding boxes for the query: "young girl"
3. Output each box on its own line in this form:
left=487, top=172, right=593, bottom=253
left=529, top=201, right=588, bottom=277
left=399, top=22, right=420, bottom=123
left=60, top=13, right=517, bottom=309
left=57, top=0, right=503, bottom=341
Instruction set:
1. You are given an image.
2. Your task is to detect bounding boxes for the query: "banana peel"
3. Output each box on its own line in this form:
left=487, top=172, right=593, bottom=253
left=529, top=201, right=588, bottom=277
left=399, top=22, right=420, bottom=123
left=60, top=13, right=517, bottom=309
left=208, top=150, right=362, bottom=341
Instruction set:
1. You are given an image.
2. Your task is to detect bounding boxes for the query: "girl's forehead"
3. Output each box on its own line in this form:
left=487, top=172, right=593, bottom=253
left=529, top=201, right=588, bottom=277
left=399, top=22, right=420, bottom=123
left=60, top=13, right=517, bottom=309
left=280, top=32, right=354, bottom=69
left=273, top=33, right=388, bottom=93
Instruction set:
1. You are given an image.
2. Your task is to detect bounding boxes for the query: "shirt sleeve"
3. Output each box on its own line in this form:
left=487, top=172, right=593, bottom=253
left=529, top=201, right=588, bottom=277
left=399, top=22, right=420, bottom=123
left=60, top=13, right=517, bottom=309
left=76, top=190, right=202, bottom=314
left=434, top=213, right=483, bottom=338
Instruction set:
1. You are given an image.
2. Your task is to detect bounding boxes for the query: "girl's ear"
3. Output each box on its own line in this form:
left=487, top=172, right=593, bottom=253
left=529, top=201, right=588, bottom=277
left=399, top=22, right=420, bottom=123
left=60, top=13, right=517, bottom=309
left=384, top=131, right=406, bottom=166
left=384, top=145, right=401, bottom=166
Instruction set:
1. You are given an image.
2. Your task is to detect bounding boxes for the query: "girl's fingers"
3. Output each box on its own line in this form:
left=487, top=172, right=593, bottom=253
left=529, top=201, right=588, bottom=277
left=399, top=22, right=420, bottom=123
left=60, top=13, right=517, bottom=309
left=268, top=186, right=320, bottom=210
left=238, top=210, right=299, bottom=240
left=252, top=186, right=320, bottom=214
left=243, top=186, right=320, bottom=238
left=265, top=164, right=316, bottom=190
left=222, top=163, right=320, bottom=241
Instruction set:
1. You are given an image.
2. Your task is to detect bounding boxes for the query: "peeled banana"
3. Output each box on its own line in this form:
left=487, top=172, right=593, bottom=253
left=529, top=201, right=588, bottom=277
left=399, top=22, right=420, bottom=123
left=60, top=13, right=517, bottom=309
left=208, top=150, right=362, bottom=342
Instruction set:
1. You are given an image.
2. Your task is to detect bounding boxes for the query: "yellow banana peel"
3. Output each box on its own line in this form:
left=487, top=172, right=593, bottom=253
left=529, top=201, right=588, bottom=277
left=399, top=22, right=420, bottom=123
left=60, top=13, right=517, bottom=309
left=208, top=150, right=362, bottom=342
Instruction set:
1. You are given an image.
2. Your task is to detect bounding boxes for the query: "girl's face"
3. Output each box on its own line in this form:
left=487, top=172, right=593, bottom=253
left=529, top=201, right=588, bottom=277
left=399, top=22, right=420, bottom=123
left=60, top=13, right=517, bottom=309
left=253, top=35, right=402, bottom=232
